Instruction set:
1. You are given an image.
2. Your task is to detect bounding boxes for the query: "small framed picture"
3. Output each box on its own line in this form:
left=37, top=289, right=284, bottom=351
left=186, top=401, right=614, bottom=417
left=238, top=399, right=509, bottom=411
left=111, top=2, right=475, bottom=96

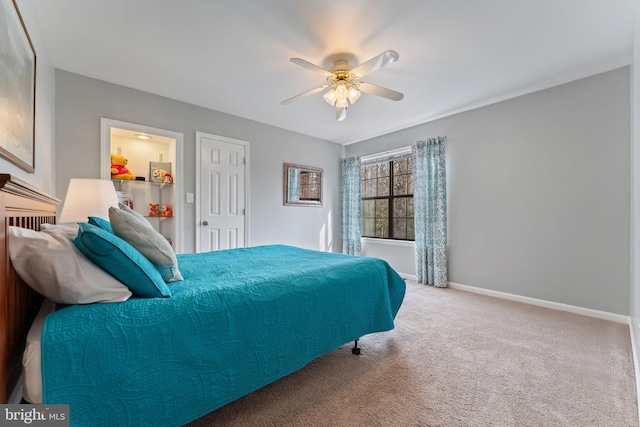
left=149, top=162, right=173, bottom=183
left=116, top=191, right=133, bottom=209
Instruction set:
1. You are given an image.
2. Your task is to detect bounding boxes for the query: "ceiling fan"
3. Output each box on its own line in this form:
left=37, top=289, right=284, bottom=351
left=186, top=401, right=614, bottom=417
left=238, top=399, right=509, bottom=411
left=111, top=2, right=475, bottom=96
left=281, top=50, right=404, bottom=121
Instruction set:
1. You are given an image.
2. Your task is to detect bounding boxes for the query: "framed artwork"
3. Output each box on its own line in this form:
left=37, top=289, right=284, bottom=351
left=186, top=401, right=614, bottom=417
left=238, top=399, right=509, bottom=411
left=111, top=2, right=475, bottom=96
left=149, top=162, right=173, bottom=183
left=0, top=0, right=36, bottom=173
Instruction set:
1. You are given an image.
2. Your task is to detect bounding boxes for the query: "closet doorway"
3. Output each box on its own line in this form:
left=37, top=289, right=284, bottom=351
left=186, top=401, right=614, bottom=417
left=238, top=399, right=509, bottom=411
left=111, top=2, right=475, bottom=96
left=100, top=118, right=184, bottom=253
left=196, top=131, right=249, bottom=252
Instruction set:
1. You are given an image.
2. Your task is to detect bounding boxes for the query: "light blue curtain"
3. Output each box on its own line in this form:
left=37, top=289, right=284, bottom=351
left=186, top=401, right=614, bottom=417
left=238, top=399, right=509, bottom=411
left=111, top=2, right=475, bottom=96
left=288, top=167, right=300, bottom=201
left=342, top=156, right=361, bottom=255
left=412, top=137, right=448, bottom=287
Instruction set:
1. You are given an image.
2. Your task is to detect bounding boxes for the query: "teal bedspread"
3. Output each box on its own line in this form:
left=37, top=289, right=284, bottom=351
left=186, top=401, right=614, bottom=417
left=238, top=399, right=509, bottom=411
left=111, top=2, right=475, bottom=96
left=41, top=245, right=405, bottom=426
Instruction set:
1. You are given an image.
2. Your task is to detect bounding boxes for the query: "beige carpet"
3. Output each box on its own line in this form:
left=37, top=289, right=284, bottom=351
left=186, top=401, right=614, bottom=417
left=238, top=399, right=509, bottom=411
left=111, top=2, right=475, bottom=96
left=188, top=281, right=638, bottom=426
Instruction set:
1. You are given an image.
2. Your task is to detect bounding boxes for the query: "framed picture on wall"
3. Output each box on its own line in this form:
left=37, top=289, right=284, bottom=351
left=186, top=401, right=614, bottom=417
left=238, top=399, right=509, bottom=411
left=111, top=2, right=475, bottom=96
left=149, top=162, right=173, bottom=183
left=0, top=0, right=36, bottom=173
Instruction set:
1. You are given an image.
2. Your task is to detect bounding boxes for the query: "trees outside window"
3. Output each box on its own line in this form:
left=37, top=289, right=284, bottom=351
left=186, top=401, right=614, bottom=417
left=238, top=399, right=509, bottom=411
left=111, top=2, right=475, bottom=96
left=361, top=156, right=414, bottom=240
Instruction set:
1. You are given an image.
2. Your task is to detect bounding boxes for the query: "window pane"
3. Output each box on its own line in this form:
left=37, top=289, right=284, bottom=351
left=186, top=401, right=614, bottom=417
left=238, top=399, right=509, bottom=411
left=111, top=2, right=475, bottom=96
left=394, top=174, right=408, bottom=195
left=393, top=197, right=406, bottom=219
left=365, top=164, right=375, bottom=180
left=375, top=218, right=389, bottom=238
left=364, top=179, right=375, bottom=197
left=379, top=162, right=389, bottom=177
left=362, top=199, right=375, bottom=218
left=378, top=177, right=390, bottom=196
left=362, top=218, right=375, bottom=236
left=393, top=218, right=407, bottom=239
left=375, top=199, right=388, bottom=218
left=392, top=196, right=413, bottom=240
left=360, top=157, right=414, bottom=241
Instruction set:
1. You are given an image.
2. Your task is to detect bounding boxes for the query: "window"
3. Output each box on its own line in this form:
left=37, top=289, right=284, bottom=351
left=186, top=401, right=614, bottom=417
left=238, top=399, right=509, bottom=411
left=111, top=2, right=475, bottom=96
left=361, top=155, right=414, bottom=240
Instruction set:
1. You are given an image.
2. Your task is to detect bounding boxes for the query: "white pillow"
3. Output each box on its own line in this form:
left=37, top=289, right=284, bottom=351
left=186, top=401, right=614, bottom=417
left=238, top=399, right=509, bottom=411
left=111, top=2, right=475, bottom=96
left=109, top=206, right=183, bottom=282
left=8, top=226, right=132, bottom=304
left=41, top=222, right=79, bottom=239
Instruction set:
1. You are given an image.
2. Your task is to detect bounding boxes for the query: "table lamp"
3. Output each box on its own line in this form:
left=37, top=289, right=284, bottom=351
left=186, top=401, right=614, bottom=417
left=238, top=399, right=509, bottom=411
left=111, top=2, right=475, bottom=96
left=58, top=179, right=120, bottom=223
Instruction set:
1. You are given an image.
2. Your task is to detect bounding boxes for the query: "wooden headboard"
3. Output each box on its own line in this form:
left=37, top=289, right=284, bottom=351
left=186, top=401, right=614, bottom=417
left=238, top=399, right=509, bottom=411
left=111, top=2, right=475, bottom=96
left=0, top=174, right=60, bottom=403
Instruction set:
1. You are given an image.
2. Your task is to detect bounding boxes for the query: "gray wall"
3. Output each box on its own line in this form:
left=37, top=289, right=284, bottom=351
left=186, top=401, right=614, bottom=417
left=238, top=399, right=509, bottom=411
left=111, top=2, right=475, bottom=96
left=55, top=70, right=343, bottom=254
left=631, top=0, right=640, bottom=380
left=347, top=67, right=631, bottom=315
left=0, top=0, right=56, bottom=193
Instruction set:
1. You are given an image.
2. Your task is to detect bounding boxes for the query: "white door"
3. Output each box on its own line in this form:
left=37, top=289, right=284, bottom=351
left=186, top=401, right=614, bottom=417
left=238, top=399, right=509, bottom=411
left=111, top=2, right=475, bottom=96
left=196, top=132, right=248, bottom=252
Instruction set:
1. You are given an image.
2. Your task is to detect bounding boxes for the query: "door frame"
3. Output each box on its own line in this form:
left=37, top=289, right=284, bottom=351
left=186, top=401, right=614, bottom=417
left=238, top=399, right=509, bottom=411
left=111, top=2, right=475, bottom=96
left=100, top=118, right=184, bottom=253
left=195, top=131, right=250, bottom=252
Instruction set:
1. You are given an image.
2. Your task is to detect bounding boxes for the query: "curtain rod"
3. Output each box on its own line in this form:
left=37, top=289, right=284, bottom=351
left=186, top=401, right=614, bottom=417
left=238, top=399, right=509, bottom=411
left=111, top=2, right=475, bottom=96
left=360, top=146, right=411, bottom=163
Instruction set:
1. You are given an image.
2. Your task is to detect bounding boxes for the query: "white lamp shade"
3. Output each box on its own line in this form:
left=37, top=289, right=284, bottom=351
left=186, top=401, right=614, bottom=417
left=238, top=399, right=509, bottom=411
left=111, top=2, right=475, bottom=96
left=59, top=179, right=120, bottom=223
left=335, top=81, right=348, bottom=101
left=323, top=89, right=337, bottom=106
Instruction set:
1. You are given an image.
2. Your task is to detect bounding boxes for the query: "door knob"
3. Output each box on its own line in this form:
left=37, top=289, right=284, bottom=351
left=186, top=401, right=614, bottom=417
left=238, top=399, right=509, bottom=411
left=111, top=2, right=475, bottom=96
left=202, top=221, right=209, bottom=226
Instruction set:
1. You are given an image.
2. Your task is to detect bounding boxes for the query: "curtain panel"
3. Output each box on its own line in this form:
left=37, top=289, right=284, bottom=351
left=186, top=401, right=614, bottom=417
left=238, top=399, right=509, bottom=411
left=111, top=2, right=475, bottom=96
left=412, top=137, right=448, bottom=287
left=341, top=156, right=362, bottom=255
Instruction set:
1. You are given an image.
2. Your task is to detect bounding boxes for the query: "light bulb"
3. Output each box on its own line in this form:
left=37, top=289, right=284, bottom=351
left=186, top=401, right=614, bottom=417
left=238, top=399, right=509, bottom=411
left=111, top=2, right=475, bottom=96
left=335, top=81, right=348, bottom=101
left=323, top=89, right=337, bottom=106
left=347, top=86, right=361, bottom=104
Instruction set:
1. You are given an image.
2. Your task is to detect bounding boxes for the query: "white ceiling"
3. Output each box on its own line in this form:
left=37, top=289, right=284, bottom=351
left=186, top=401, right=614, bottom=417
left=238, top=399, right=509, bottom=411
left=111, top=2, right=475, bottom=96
left=32, top=0, right=634, bottom=145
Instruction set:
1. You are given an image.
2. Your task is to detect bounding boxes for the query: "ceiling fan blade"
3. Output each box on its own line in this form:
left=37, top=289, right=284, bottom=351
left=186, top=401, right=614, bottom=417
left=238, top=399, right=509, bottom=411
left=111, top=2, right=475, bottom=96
left=359, top=82, right=404, bottom=101
left=336, top=106, right=347, bottom=121
left=281, top=84, right=331, bottom=105
left=351, top=50, right=399, bottom=78
left=290, top=58, right=334, bottom=78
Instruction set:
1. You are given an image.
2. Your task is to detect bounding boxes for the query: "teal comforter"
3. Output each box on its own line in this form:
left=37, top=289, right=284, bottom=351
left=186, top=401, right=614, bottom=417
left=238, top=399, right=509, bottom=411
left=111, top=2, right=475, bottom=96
left=41, top=245, right=405, bottom=426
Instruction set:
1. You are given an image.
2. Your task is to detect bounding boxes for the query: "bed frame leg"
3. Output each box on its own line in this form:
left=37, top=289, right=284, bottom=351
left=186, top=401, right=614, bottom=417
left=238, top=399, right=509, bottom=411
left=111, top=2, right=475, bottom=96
left=352, top=339, right=361, bottom=355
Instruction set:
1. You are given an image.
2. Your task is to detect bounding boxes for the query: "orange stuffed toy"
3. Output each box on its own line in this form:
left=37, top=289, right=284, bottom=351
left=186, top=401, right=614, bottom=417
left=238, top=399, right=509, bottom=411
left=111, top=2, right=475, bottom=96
left=148, top=203, right=159, bottom=217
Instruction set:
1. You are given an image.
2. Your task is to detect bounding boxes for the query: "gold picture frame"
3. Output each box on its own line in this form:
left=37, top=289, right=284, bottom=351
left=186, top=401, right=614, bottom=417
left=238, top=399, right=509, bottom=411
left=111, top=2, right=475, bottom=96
left=0, top=0, right=36, bottom=173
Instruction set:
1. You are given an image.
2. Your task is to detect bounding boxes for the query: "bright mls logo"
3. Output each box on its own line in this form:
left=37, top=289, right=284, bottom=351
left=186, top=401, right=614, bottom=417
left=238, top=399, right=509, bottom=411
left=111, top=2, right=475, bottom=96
left=1, top=405, right=69, bottom=426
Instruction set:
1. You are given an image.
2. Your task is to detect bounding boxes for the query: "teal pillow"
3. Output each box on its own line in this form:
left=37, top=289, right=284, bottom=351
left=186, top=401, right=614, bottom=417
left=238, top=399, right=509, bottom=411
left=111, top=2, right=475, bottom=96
left=88, top=216, right=113, bottom=233
left=74, top=223, right=170, bottom=298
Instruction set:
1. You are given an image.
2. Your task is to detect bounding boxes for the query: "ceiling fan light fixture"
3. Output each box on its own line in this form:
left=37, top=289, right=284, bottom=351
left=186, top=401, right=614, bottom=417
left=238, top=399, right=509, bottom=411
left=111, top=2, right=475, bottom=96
left=335, top=98, right=348, bottom=108
left=284, top=50, right=403, bottom=121
left=347, top=85, right=361, bottom=104
left=323, top=89, right=337, bottom=106
left=335, top=81, right=348, bottom=101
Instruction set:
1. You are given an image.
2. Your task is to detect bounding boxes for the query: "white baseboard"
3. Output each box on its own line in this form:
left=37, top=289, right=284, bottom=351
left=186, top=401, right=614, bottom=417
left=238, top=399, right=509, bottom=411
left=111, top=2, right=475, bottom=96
left=447, top=281, right=630, bottom=324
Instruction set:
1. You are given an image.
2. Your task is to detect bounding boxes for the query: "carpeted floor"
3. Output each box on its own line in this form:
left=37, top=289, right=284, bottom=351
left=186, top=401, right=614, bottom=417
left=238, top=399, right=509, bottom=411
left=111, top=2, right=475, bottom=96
left=187, top=280, right=638, bottom=426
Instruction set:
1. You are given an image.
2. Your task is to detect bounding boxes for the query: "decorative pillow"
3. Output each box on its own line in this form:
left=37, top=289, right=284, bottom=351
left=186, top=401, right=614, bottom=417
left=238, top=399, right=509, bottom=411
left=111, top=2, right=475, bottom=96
left=109, top=206, right=183, bottom=282
left=88, top=216, right=113, bottom=233
left=74, top=223, right=171, bottom=298
left=8, top=226, right=132, bottom=304
left=119, top=202, right=149, bottom=224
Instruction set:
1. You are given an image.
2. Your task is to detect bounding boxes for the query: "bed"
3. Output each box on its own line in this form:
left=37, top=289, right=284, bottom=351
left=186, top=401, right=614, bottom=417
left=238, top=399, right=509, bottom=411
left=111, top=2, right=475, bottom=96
left=0, top=174, right=406, bottom=426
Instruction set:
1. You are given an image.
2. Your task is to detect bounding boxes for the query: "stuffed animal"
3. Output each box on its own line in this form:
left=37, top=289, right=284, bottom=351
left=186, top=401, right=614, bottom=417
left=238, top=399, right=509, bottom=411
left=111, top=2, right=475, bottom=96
left=111, top=154, right=136, bottom=180
left=161, top=172, right=174, bottom=184
left=152, top=168, right=174, bottom=184
left=148, top=203, right=159, bottom=217
left=161, top=205, right=173, bottom=217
